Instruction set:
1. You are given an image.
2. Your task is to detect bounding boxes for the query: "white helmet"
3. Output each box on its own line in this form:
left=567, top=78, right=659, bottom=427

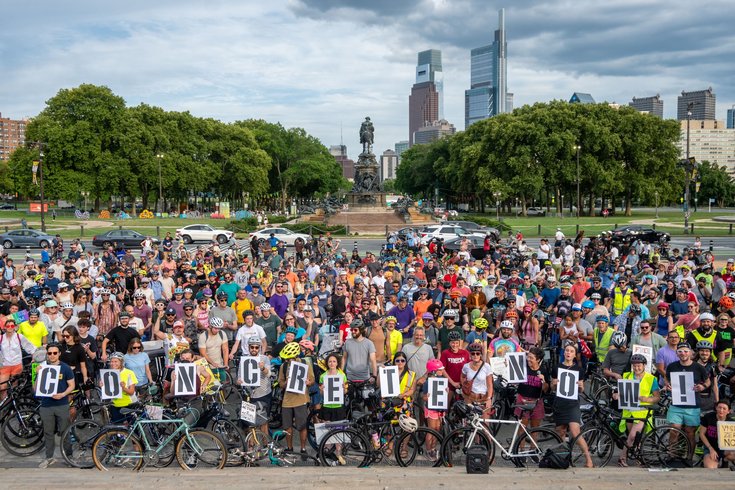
left=500, top=320, right=514, bottom=330
left=60, top=302, right=74, bottom=310
left=209, top=317, right=224, bottom=329
left=398, top=414, right=418, bottom=433
left=699, top=312, right=715, bottom=322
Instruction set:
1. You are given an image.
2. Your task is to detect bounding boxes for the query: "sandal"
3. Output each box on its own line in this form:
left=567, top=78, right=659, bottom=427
left=617, top=458, right=628, bottom=467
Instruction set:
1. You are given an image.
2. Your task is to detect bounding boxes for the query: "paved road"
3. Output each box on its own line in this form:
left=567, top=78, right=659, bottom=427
left=4, top=466, right=733, bottom=489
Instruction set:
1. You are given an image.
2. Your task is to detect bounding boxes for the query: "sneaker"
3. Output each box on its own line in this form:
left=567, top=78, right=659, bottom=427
left=38, top=458, right=56, bottom=469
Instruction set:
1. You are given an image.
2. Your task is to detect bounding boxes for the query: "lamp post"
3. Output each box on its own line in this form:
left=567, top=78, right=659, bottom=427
left=81, top=191, right=90, bottom=212
left=492, top=191, right=501, bottom=221
left=573, top=145, right=581, bottom=218
left=30, top=141, right=48, bottom=232
left=654, top=191, right=659, bottom=219
left=560, top=195, right=564, bottom=219
left=683, top=101, right=699, bottom=234
left=156, top=153, right=164, bottom=214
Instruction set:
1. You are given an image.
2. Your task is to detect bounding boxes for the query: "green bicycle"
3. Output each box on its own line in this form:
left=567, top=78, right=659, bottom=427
left=91, top=406, right=227, bottom=471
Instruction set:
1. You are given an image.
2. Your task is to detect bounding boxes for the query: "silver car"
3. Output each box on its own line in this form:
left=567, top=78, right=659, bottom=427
left=0, top=229, right=55, bottom=249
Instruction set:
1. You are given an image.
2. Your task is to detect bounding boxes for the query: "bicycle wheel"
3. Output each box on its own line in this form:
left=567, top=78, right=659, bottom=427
left=92, top=429, right=144, bottom=471
left=306, top=408, right=320, bottom=450
left=175, top=429, right=227, bottom=470
left=569, top=426, right=614, bottom=467
left=219, top=385, right=242, bottom=421
left=395, top=427, right=444, bottom=467
left=440, top=427, right=494, bottom=468
left=640, top=425, right=691, bottom=467
left=210, top=419, right=245, bottom=466
left=317, top=428, right=370, bottom=468
left=0, top=409, right=44, bottom=457
left=510, top=426, right=563, bottom=467
left=61, top=419, right=102, bottom=468
left=593, top=384, right=614, bottom=405
left=243, top=426, right=271, bottom=460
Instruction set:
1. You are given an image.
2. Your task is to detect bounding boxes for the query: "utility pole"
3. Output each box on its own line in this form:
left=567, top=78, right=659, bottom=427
left=574, top=144, right=581, bottom=218
left=31, top=141, right=48, bottom=232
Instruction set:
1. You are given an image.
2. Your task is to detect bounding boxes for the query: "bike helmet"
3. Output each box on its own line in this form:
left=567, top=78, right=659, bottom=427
left=729, top=292, right=735, bottom=300
left=133, top=292, right=146, bottom=299
left=384, top=315, right=397, bottom=323
left=447, top=331, right=462, bottom=342
left=60, top=302, right=74, bottom=310
left=699, top=312, right=715, bottom=322
left=505, top=310, right=518, bottom=319
left=426, top=359, right=444, bottom=372
left=696, top=340, right=713, bottom=350
left=247, top=336, right=261, bottom=346
left=109, top=352, right=125, bottom=362
left=284, top=326, right=298, bottom=335
left=174, top=287, right=184, bottom=294
left=209, top=317, right=224, bottom=329
left=630, top=304, right=642, bottom=314
left=630, top=354, right=647, bottom=364
left=279, top=341, right=301, bottom=359
left=719, top=297, right=734, bottom=309
left=474, top=317, right=489, bottom=330
left=467, top=343, right=483, bottom=353
left=299, top=339, right=315, bottom=351
left=183, top=288, right=193, bottom=294
left=610, top=331, right=627, bottom=348
left=28, top=308, right=40, bottom=316
left=351, top=319, right=364, bottom=330
left=259, top=302, right=272, bottom=311
left=398, top=414, right=418, bottom=433
left=442, top=309, right=457, bottom=319
left=216, top=291, right=228, bottom=299
left=500, top=320, right=514, bottom=330
left=582, top=300, right=594, bottom=309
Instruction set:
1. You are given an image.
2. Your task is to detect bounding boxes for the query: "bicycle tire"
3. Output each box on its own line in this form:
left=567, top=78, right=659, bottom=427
left=92, top=429, right=144, bottom=471
left=0, top=409, right=44, bottom=457
left=439, top=427, right=495, bottom=468
left=317, top=428, right=370, bottom=468
left=175, top=429, right=227, bottom=470
left=510, top=426, right=563, bottom=467
left=243, top=427, right=271, bottom=460
left=306, top=408, right=320, bottom=450
left=395, top=427, right=444, bottom=467
left=569, top=425, right=615, bottom=467
left=640, top=425, right=691, bottom=467
left=218, top=384, right=242, bottom=421
left=211, top=419, right=246, bottom=466
left=60, top=419, right=102, bottom=468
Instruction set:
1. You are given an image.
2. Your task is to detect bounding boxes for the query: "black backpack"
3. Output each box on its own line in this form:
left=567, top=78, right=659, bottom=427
left=538, top=444, right=571, bottom=469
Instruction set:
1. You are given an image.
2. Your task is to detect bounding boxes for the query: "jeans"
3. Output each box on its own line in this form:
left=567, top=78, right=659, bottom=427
left=39, top=404, right=71, bottom=459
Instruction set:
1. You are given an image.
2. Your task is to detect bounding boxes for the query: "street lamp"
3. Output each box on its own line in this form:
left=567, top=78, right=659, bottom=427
left=654, top=191, right=659, bottom=219
left=492, top=191, right=501, bottom=221
left=683, top=101, right=699, bottom=234
left=156, top=153, right=164, bottom=214
left=81, top=191, right=90, bottom=212
left=573, top=145, right=581, bottom=218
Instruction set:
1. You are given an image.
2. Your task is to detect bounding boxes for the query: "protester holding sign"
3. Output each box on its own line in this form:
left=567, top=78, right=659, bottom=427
left=391, top=351, right=417, bottom=406
left=237, top=337, right=271, bottom=435
left=551, top=342, right=593, bottom=468
left=0, top=318, right=37, bottom=398
left=105, top=352, right=138, bottom=423
left=614, top=354, right=660, bottom=467
left=460, top=343, right=493, bottom=411
left=699, top=400, right=735, bottom=469
left=420, top=359, right=448, bottom=461
left=278, top=341, right=314, bottom=455
left=513, top=347, right=548, bottom=429
left=35, top=343, right=75, bottom=468
left=318, top=353, right=348, bottom=465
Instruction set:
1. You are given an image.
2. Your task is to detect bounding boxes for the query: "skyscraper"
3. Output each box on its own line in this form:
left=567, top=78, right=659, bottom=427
left=464, top=9, right=508, bottom=128
left=0, top=112, right=27, bottom=162
left=409, top=49, right=442, bottom=146
left=380, top=149, right=399, bottom=182
left=677, top=88, right=716, bottom=120
left=629, top=94, right=664, bottom=118
left=727, top=106, right=735, bottom=129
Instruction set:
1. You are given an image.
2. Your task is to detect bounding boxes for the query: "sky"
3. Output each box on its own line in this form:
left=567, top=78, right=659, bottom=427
left=1, top=0, right=734, bottom=160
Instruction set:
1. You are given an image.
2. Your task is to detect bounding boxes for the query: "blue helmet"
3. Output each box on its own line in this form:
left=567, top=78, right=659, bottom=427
left=582, top=300, right=595, bottom=309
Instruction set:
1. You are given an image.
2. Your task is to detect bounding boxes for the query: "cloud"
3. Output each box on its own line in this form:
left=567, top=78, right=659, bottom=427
left=0, top=0, right=733, bottom=161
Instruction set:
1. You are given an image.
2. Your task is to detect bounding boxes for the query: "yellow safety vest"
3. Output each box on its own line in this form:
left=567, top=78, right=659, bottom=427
left=619, top=371, right=656, bottom=433
left=691, top=329, right=718, bottom=361
left=593, top=327, right=614, bottom=362
left=613, top=287, right=632, bottom=316
left=399, top=370, right=416, bottom=403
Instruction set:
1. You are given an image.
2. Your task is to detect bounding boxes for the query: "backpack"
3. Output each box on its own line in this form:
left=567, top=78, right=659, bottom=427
left=538, top=444, right=571, bottom=469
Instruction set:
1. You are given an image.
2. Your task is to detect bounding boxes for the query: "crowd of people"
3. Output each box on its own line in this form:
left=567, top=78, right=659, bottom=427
left=1, top=226, right=734, bottom=469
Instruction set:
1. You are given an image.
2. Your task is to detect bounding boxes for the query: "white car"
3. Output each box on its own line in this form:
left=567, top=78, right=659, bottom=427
left=176, top=224, right=234, bottom=244
left=248, top=228, right=311, bottom=246
left=420, top=225, right=485, bottom=241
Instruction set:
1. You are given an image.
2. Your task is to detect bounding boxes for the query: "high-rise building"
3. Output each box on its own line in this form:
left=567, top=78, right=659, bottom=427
left=394, top=141, right=409, bottom=160
left=569, top=93, right=595, bottom=104
left=676, top=120, right=735, bottom=174
left=629, top=94, right=664, bottom=118
left=380, top=150, right=399, bottom=182
left=0, top=112, right=27, bottom=162
left=413, top=120, right=456, bottom=146
left=409, top=50, right=442, bottom=146
left=329, top=145, right=355, bottom=180
left=727, top=106, right=735, bottom=129
left=464, top=9, right=509, bottom=128
left=677, top=88, right=716, bottom=120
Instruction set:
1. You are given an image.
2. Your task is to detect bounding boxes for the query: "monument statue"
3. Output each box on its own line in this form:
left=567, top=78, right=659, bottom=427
left=352, top=117, right=383, bottom=196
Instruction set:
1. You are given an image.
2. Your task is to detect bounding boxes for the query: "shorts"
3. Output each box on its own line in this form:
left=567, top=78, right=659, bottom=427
left=0, top=364, right=23, bottom=376
left=211, top=368, right=227, bottom=383
left=513, top=394, right=544, bottom=421
left=666, top=405, right=701, bottom=427
left=282, top=404, right=308, bottom=431
left=423, top=408, right=445, bottom=420
left=251, top=393, right=272, bottom=427
left=320, top=405, right=348, bottom=422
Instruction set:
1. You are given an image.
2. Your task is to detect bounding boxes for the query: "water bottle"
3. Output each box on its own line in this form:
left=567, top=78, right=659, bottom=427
left=371, top=431, right=380, bottom=449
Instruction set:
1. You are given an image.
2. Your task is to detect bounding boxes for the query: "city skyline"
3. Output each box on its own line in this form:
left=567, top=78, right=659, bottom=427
left=1, top=0, right=734, bottom=160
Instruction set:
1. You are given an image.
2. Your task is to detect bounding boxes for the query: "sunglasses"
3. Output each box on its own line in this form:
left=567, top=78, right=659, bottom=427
left=131, top=346, right=142, bottom=350
left=394, top=358, right=406, bottom=363
left=350, top=328, right=360, bottom=332
left=47, top=351, right=60, bottom=355
left=62, top=334, right=71, bottom=338
left=184, top=307, right=193, bottom=311
left=470, top=352, right=483, bottom=356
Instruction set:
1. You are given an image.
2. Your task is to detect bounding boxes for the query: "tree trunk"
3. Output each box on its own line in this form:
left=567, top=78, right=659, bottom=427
left=625, top=189, right=633, bottom=216
left=588, top=191, right=594, bottom=217
left=94, top=196, right=100, bottom=212
left=520, top=193, right=527, bottom=217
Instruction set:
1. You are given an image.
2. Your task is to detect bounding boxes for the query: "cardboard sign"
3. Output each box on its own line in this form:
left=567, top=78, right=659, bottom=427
left=239, top=356, right=261, bottom=387
left=35, top=364, right=61, bottom=397
left=555, top=368, right=579, bottom=400
left=489, top=357, right=509, bottom=381
left=285, top=361, right=309, bottom=394
left=426, top=377, right=449, bottom=410
left=323, top=375, right=344, bottom=406
left=173, top=363, right=198, bottom=396
left=632, top=344, right=654, bottom=373
left=240, top=401, right=257, bottom=424
left=670, top=371, right=695, bottom=406
left=717, top=421, right=735, bottom=450
left=99, top=369, right=122, bottom=400
left=617, top=379, right=641, bottom=411
left=315, top=420, right=351, bottom=445
left=506, top=352, right=527, bottom=384
left=379, top=365, right=400, bottom=398
left=145, top=405, right=163, bottom=420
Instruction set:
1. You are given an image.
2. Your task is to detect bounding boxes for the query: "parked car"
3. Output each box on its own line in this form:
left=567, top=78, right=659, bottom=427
left=598, top=225, right=670, bottom=244
left=0, top=204, right=15, bottom=210
left=176, top=224, right=235, bottom=244
left=0, top=229, right=55, bottom=249
left=248, top=228, right=311, bottom=246
left=441, top=220, right=500, bottom=242
left=420, top=224, right=485, bottom=242
left=392, top=227, right=421, bottom=242
left=443, top=236, right=487, bottom=260
left=91, top=230, right=160, bottom=249
left=517, top=207, right=546, bottom=217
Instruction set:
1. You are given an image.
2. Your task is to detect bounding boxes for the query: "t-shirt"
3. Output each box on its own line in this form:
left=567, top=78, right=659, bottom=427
left=401, top=342, right=434, bottom=378
left=342, top=338, right=375, bottom=381
left=198, top=330, right=227, bottom=366
left=112, top=369, right=139, bottom=408
left=258, top=314, right=282, bottom=348
left=124, top=352, right=151, bottom=387
left=18, top=321, right=49, bottom=347
left=665, top=361, right=708, bottom=407
left=440, top=349, right=470, bottom=384
left=488, top=337, right=521, bottom=357
left=36, top=362, right=75, bottom=407
left=319, top=370, right=347, bottom=409
left=235, top=324, right=267, bottom=354
left=60, top=343, right=86, bottom=374
left=461, top=362, right=493, bottom=395
left=105, top=326, right=140, bottom=355
left=163, top=334, right=190, bottom=366
left=700, top=412, right=733, bottom=453
left=517, top=365, right=546, bottom=399
left=602, top=349, right=632, bottom=376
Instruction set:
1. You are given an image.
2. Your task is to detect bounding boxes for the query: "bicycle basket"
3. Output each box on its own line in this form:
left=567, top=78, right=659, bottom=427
left=177, top=407, right=201, bottom=427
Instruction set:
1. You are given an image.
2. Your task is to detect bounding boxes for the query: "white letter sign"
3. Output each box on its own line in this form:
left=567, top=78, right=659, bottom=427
left=323, top=375, right=344, bottom=405
left=239, top=356, right=261, bottom=387
left=670, top=371, right=695, bottom=406
left=555, top=368, right=579, bottom=400
left=379, top=365, right=400, bottom=398
left=286, top=361, right=308, bottom=394
left=632, top=345, right=653, bottom=374
left=35, top=365, right=61, bottom=397
left=100, top=369, right=122, bottom=400
left=506, top=352, right=527, bottom=384
left=174, top=363, right=198, bottom=396
left=617, top=379, right=640, bottom=411
left=427, top=377, right=449, bottom=410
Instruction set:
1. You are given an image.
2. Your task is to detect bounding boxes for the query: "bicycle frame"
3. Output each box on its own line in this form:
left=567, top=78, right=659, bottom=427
left=111, top=417, right=195, bottom=467
left=465, top=415, right=544, bottom=459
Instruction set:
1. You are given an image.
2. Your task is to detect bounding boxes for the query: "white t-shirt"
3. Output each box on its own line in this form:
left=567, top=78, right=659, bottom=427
left=235, top=324, right=267, bottom=353
left=462, top=362, right=494, bottom=395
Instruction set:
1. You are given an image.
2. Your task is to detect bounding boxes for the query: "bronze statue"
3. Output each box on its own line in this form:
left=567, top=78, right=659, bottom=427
left=359, top=117, right=374, bottom=154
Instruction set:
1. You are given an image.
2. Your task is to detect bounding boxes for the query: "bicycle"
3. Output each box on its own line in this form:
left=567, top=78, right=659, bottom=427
left=91, top=406, right=227, bottom=471
left=568, top=393, right=690, bottom=467
left=440, top=401, right=562, bottom=468
left=0, top=375, right=44, bottom=457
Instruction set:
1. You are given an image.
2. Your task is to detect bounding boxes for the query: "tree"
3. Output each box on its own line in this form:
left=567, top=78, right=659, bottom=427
left=697, top=160, right=735, bottom=207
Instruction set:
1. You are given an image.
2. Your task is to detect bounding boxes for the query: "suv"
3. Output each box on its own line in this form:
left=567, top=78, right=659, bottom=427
left=176, top=224, right=235, bottom=244
left=420, top=225, right=485, bottom=242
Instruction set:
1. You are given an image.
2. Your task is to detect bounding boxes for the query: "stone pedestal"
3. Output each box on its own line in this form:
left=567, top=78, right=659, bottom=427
left=346, top=192, right=387, bottom=209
